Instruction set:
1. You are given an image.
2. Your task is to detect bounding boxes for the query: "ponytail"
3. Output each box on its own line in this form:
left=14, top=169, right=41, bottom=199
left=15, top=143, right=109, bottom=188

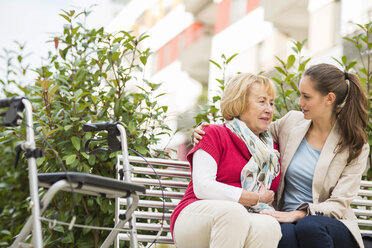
left=336, top=72, right=368, bottom=163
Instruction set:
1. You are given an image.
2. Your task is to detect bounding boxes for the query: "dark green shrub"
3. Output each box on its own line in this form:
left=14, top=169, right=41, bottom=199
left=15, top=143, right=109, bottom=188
left=0, top=9, right=171, bottom=247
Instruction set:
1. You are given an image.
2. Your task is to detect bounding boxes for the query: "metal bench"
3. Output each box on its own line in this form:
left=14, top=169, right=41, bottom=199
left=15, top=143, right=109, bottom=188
left=115, top=155, right=190, bottom=246
left=117, top=154, right=372, bottom=246
left=352, top=180, right=372, bottom=236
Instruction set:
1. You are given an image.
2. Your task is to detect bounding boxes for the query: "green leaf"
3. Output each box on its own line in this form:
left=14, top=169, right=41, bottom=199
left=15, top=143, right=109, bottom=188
left=96, top=197, right=102, bottom=206
left=299, top=58, right=311, bottom=71
left=275, top=66, right=286, bottom=75
left=275, top=56, right=286, bottom=68
left=87, top=198, right=94, bottom=207
left=271, top=77, right=282, bottom=84
left=209, top=59, right=221, bottom=69
left=81, top=152, right=89, bottom=159
left=291, top=46, right=298, bottom=54
left=341, top=55, right=347, bottom=65
left=113, top=37, right=124, bottom=43
left=332, top=57, right=343, bottom=67
left=347, top=61, right=357, bottom=70
left=0, top=230, right=11, bottom=235
left=88, top=154, right=96, bottom=165
left=286, top=55, right=296, bottom=69
left=36, top=156, right=45, bottom=166
left=91, top=95, right=97, bottom=104
left=212, top=96, right=220, bottom=102
left=226, top=53, right=238, bottom=64
left=140, top=56, right=147, bottom=65
left=61, top=231, right=74, bottom=243
left=53, top=225, right=64, bottom=233
left=64, top=125, right=73, bottom=131
left=65, top=154, right=77, bottom=165
left=155, top=92, right=166, bottom=98
left=343, top=37, right=356, bottom=44
left=48, top=85, right=59, bottom=102
left=360, top=68, right=368, bottom=76
left=138, top=34, right=149, bottom=42
left=111, top=51, right=120, bottom=62
left=134, top=144, right=148, bottom=155
left=59, top=14, right=71, bottom=22
left=71, top=136, right=80, bottom=151
left=125, top=43, right=134, bottom=50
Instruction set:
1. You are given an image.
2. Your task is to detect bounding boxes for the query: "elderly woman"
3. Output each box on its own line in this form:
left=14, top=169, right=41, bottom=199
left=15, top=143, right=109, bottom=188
left=170, top=73, right=282, bottom=248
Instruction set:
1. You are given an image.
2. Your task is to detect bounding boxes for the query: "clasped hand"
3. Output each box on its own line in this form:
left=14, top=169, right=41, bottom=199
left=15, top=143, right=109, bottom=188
left=258, top=182, right=274, bottom=204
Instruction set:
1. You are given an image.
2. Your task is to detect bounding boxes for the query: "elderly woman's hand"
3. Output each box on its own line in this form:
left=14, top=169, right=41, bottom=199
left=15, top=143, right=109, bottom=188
left=193, top=122, right=209, bottom=145
left=258, top=182, right=275, bottom=204
left=239, top=183, right=274, bottom=206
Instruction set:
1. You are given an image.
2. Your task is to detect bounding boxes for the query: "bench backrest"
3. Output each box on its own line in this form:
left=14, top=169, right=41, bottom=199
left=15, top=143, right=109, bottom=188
left=353, top=180, right=372, bottom=235
left=117, top=155, right=190, bottom=245
left=117, top=155, right=372, bottom=245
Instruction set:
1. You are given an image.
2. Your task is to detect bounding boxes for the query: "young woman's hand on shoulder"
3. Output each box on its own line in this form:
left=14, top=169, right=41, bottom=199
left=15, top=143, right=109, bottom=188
left=192, top=122, right=209, bottom=144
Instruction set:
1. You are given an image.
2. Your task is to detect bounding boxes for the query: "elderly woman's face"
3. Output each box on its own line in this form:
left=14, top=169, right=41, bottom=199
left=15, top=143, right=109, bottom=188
left=239, top=83, right=274, bottom=136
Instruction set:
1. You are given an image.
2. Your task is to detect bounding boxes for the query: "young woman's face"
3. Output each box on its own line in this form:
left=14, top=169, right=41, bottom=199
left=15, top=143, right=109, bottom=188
left=298, top=76, right=330, bottom=120
left=239, top=83, right=274, bottom=136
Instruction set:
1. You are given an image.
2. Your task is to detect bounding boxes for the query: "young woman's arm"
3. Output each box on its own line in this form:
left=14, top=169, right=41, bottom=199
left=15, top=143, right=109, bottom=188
left=298, top=143, right=369, bottom=218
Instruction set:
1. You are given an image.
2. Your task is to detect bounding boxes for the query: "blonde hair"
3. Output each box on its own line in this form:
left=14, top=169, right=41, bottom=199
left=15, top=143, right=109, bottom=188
left=220, top=73, right=275, bottom=120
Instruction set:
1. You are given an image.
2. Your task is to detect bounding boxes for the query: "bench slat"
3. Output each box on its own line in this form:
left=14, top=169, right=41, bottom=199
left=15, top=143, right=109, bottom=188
left=118, top=210, right=172, bottom=220
left=145, top=189, right=185, bottom=199
left=351, top=198, right=372, bottom=206
left=120, top=198, right=178, bottom=209
left=360, top=180, right=372, bottom=188
left=118, top=233, right=174, bottom=244
left=358, top=189, right=372, bottom=197
left=353, top=208, right=372, bottom=217
left=360, top=229, right=372, bottom=235
left=358, top=219, right=372, bottom=227
left=132, top=166, right=191, bottom=178
left=131, top=178, right=189, bottom=188
left=128, top=156, right=189, bottom=169
left=123, top=222, right=171, bottom=232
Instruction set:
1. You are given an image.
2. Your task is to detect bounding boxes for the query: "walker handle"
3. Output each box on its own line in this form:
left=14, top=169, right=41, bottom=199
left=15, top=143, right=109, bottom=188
left=0, top=97, right=25, bottom=109
left=82, top=122, right=120, bottom=132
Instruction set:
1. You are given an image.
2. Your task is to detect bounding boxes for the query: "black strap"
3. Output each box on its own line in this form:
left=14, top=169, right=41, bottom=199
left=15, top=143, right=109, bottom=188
left=14, top=147, right=44, bottom=169
left=118, top=169, right=124, bottom=181
left=24, top=149, right=44, bottom=159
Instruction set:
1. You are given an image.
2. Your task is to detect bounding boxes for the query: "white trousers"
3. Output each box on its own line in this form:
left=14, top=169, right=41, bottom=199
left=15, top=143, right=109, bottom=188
left=173, top=200, right=281, bottom=248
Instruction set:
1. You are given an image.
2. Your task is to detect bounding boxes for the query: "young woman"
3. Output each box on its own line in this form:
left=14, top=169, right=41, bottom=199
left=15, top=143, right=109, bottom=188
left=193, top=64, right=369, bottom=248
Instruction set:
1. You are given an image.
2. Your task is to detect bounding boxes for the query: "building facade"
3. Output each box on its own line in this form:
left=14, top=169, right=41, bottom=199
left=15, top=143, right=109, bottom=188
left=107, top=0, right=372, bottom=159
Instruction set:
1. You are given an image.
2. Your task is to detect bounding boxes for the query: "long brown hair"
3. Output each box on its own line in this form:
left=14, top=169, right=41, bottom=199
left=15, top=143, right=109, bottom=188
left=304, top=63, right=368, bottom=163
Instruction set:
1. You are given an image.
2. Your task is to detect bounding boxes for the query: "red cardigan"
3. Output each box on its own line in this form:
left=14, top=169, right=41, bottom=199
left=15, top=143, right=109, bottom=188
left=170, top=124, right=280, bottom=234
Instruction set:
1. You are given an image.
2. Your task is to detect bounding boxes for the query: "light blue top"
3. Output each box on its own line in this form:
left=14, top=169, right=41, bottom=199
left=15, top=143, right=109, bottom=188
left=282, top=137, right=321, bottom=211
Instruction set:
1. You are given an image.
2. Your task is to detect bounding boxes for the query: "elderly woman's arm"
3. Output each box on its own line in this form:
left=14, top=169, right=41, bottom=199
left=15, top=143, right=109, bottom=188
left=193, top=149, right=274, bottom=206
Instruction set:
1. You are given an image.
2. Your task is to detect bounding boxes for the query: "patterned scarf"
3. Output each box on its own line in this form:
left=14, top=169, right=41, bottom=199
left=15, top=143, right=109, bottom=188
left=225, top=118, right=280, bottom=212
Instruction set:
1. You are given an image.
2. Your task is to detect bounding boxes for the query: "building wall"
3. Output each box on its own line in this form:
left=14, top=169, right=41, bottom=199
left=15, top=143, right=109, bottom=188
left=107, top=0, right=372, bottom=159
